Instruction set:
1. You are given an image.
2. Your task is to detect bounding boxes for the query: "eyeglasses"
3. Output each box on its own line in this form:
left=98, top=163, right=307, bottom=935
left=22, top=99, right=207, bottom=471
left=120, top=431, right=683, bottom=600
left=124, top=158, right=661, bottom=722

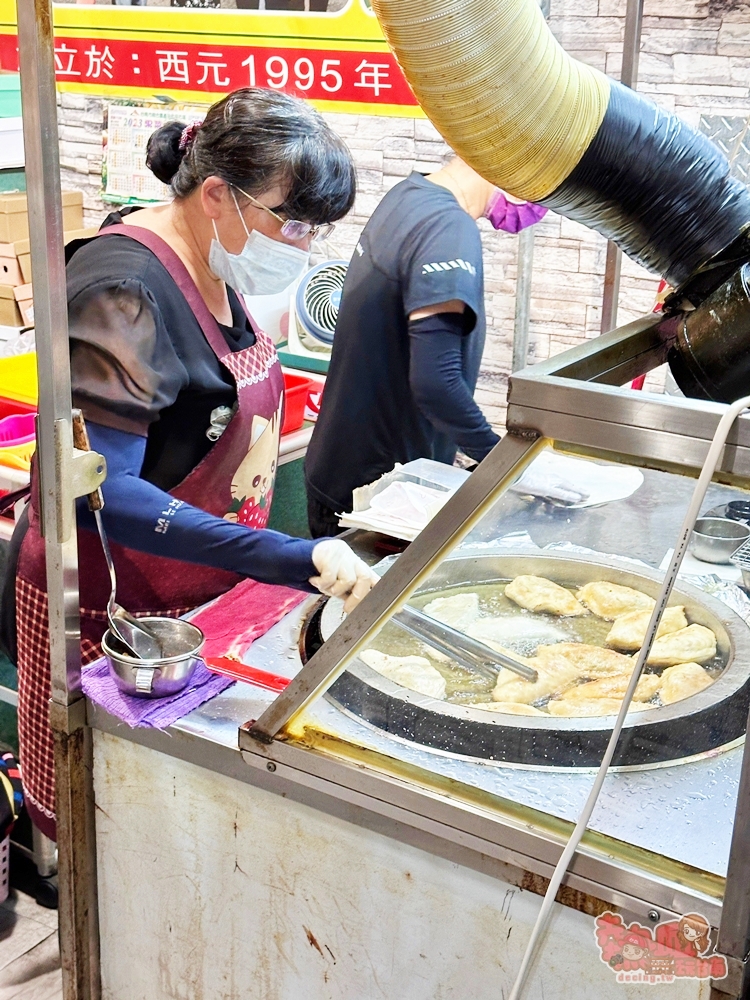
left=234, top=186, right=336, bottom=243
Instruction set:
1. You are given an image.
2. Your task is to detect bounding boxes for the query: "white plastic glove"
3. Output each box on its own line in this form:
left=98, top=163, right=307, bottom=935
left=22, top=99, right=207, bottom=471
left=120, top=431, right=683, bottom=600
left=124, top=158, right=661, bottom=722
left=310, top=539, right=380, bottom=613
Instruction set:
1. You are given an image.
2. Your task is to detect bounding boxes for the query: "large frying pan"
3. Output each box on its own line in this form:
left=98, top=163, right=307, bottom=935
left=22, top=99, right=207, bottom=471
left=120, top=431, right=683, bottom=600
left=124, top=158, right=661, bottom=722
left=309, top=552, right=750, bottom=769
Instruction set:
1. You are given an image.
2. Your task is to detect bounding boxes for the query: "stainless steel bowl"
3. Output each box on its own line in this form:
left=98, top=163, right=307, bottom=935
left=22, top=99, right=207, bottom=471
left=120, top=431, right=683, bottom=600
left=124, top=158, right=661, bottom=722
left=102, top=617, right=204, bottom=699
left=690, top=517, right=750, bottom=563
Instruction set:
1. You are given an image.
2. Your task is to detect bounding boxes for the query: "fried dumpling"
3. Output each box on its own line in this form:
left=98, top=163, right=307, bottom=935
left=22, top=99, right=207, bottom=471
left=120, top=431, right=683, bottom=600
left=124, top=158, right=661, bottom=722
left=658, top=661, right=713, bottom=705
left=491, top=661, right=579, bottom=704
left=558, top=673, right=660, bottom=703
left=360, top=649, right=446, bottom=699
left=504, top=576, right=586, bottom=617
left=646, top=624, right=717, bottom=667
left=535, top=643, right=633, bottom=678
left=424, top=592, right=480, bottom=631
left=547, top=698, right=655, bottom=717
left=472, top=702, right=545, bottom=716
left=577, top=581, right=655, bottom=620
left=605, top=606, right=688, bottom=651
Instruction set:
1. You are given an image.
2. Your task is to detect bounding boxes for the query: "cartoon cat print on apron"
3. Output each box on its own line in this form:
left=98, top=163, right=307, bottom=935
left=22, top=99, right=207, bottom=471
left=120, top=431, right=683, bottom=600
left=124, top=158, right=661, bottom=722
left=226, top=395, right=283, bottom=529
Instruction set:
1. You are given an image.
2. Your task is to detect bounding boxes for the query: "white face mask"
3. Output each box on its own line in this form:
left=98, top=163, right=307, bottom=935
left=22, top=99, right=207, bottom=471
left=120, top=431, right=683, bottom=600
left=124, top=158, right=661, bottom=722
left=208, top=193, right=310, bottom=296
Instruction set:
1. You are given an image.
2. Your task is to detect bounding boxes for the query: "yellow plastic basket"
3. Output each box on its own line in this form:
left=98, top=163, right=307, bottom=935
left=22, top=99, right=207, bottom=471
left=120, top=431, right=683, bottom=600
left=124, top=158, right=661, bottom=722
left=0, top=437, right=35, bottom=472
left=0, top=353, right=37, bottom=407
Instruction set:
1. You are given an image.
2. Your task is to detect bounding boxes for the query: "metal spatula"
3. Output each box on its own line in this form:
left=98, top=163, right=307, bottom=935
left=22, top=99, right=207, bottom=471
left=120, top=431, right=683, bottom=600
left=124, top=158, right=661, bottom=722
left=72, top=410, right=162, bottom=661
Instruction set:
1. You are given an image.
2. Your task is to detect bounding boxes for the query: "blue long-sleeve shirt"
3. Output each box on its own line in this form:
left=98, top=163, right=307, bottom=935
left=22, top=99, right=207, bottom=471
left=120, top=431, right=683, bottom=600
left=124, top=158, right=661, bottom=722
left=77, top=422, right=318, bottom=591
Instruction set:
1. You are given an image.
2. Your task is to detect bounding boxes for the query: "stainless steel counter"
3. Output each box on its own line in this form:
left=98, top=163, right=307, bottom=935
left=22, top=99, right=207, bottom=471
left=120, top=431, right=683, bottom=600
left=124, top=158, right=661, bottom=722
left=89, top=463, right=750, bottom=888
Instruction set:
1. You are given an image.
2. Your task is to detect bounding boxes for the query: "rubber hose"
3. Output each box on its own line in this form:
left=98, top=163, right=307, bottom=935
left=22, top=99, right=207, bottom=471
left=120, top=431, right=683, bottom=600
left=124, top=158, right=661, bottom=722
left=372, top=0, right=750, bottom=287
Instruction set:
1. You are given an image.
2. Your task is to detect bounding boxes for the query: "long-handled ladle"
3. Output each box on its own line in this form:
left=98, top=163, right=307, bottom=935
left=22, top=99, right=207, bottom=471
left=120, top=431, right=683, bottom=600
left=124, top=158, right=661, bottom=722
left=72, top=410, right=162, bottom=661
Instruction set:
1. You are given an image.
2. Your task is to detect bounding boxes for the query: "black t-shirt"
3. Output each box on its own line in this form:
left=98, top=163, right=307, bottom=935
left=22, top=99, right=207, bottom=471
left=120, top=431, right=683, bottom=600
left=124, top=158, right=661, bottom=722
left=305, top=172, right=485, bottom=512
left=66, top=210, right=256, bottom=491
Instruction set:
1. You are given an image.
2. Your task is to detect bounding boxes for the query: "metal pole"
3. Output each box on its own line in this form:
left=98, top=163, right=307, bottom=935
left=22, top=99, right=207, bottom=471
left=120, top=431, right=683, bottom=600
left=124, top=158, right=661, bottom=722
left=512, top=226, right=535, bottom=372
left=17, top=0, right=100, bottom=996
left=600, top=242, right=622, bottom=334
left=600, top=0, right=644, bottom=334
left=510, top=0, right=549, bottom=370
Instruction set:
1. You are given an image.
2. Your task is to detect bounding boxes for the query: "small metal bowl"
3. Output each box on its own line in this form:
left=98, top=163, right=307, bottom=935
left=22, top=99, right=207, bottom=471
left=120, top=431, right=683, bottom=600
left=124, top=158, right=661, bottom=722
left=690, top=517, right=750, bottom=564
left=725, top=500, right=750, bottom=523
left=102, top=617, right=204, bottom=699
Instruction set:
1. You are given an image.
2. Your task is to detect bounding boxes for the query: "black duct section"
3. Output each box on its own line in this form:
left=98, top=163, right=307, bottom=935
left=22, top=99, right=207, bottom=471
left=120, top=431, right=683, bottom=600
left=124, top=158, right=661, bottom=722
left=542, top=80, right=750, bottom=289
left=667, top=263, right=750, bottom=402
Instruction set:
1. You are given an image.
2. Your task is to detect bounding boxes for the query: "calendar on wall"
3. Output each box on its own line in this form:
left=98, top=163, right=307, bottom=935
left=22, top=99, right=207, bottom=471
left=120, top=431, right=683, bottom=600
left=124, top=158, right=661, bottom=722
left=102, top=102, right=207, bottom=205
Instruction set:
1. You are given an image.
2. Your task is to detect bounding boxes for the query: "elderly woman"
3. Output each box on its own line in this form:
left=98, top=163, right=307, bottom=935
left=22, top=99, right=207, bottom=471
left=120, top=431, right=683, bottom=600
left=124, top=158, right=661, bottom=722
left=12, top=87, right=377, bottom=840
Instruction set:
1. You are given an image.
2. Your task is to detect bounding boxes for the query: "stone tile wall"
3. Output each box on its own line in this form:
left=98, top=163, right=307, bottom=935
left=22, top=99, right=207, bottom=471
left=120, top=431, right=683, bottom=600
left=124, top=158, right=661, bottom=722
left=57, top=0, right=750, bottom=429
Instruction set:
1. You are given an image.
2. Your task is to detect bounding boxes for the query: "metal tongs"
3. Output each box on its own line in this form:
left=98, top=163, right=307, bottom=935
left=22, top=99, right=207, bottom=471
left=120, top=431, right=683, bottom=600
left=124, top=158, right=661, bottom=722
left=393, top=605, right=538, bottom=683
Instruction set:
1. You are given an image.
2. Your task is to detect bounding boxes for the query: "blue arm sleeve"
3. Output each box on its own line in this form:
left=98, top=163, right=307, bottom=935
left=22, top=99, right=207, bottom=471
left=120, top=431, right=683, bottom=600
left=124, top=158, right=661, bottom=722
left=408, top=313, right=500, bottom=462
left=76, top=422, right=319, bottom=591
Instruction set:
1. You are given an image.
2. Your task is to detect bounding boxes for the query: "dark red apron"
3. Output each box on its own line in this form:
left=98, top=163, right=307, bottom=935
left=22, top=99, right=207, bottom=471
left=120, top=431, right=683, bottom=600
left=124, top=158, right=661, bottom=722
left=16, top=225, right=284, bottom=839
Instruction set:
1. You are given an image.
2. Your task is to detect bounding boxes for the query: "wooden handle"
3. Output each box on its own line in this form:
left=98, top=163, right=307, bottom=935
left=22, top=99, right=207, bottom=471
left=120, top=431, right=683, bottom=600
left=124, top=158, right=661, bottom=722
left=72, top=408, right=104, bottom=512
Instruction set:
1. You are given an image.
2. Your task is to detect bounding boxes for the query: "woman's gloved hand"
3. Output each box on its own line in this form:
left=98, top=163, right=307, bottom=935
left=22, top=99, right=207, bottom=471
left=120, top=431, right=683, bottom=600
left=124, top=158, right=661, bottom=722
left=310, top=539, right=380, bottom=613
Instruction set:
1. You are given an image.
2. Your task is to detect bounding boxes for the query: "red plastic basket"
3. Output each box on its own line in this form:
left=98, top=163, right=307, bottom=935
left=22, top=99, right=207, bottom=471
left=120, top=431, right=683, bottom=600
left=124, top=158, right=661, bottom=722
left=281, top=372, right=314, bottom=435
left=0, top=397, right=35, bottom=422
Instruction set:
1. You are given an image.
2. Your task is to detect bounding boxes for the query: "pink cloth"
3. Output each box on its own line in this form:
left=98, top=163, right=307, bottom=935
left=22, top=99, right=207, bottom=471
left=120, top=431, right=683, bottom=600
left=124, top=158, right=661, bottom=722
left=190, top=578, right=308, bottom=659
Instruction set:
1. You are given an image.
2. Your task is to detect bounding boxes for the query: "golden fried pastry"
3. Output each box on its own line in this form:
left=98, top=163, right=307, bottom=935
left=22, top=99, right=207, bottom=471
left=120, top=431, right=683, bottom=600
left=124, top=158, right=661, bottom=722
left=504, top=575, right=586, bottom=617
left=658, top=661, right=713, bottom=705
left=547, top=698, right=655, bottom=717
left=535, top=642, right=633, bottom=678
left=577, top=581, right=655, bottom=620
left=605, top=606, right=687, bottom=651
left=360, top=649, right=447, bottom=699
left=491, top=661, right=579, bottom=704
left=559, top=673, right=660, bottom=703
left=472, top=702, right=546, bottom=716
left=646, top=624, right=717, bottom=667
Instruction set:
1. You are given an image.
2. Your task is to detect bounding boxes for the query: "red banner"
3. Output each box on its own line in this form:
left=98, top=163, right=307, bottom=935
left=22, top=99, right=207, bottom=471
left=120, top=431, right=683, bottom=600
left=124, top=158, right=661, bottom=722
left=0, top=33, right=418, bottom=108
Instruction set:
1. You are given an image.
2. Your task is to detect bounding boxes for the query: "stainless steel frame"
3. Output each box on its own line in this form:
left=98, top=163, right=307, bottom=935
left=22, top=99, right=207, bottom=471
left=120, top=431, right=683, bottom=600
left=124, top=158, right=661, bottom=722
left=243, top=312, right=750, bottom=996
left=18, top=0, right=102, bottom=995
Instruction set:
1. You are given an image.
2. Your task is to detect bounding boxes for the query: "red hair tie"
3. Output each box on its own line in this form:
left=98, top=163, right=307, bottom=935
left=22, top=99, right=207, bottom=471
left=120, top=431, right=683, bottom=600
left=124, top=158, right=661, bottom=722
left=179, top=120, right=202, bottom=152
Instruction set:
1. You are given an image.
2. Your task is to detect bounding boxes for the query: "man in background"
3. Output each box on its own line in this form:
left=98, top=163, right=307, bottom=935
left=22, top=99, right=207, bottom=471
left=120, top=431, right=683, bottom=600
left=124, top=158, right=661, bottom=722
left=304, top=156, right=546, bottom=538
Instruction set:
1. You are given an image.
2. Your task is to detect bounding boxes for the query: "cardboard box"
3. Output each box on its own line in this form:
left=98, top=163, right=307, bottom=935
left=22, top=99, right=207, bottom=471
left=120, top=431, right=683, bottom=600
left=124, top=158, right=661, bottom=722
left=0, top=285, right=22, bottom=326
left=16, top=225, right=98, bottom=283
left=0, top=249, right=23, bottom=286
left=13, top=283, right=32, bottom=326
left=0, top=190, right=83, bottom=244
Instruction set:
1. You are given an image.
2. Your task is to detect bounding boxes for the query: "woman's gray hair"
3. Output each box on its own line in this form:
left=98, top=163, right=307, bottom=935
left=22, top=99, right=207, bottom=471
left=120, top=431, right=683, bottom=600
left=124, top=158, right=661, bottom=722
left=146, top=88, right=356, bottom=225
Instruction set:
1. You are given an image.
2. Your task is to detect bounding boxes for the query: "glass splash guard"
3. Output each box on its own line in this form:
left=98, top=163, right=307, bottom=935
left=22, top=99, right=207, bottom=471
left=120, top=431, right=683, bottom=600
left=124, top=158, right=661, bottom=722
left=240, top=315, right=750, bottom=972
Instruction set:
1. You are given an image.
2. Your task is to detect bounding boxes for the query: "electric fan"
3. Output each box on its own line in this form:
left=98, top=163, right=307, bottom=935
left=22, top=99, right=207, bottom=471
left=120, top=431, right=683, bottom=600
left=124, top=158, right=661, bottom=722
left=285, top=260, right=348, bottom=367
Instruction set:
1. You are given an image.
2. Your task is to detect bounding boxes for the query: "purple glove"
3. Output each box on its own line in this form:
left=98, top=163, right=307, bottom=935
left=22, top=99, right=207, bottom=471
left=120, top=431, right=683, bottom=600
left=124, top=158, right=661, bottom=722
left=484, top=190, right=547, bottom=233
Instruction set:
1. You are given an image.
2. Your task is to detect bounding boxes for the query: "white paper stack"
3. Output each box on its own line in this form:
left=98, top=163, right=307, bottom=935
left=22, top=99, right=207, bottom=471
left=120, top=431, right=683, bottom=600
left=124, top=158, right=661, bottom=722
left=337, top=459, right=469, bottom=540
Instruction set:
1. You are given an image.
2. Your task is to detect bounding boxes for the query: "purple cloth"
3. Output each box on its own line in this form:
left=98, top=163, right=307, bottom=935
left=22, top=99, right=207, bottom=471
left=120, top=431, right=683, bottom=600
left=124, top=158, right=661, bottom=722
left=484, top=190, right=547, bottom=233
left=81, top=656, right=234, bottom=729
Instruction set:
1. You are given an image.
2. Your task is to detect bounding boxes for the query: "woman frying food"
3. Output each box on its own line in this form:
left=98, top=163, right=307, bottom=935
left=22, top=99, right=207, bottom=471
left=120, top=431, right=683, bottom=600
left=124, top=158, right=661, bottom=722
left=12, top=88, right=378, bottom=840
